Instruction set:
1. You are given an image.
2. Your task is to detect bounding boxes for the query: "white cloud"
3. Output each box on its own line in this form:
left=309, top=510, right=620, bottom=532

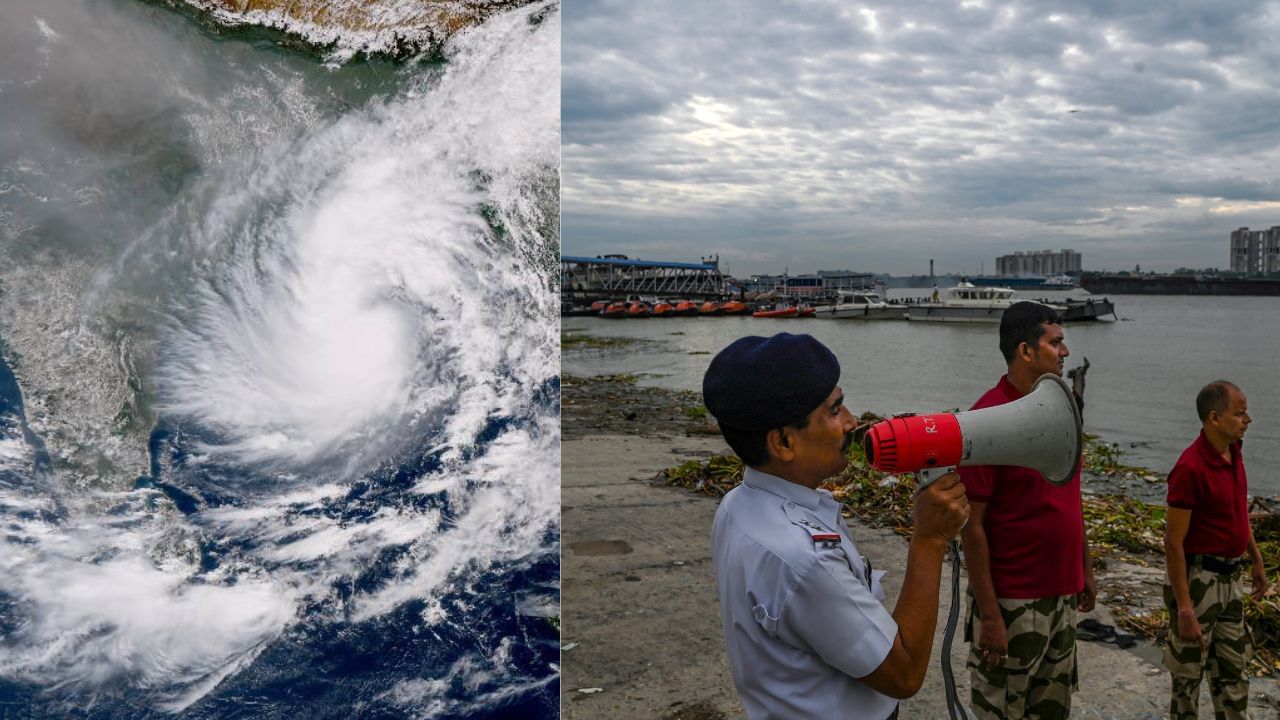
left=564, top=0, right=1280, bottom=274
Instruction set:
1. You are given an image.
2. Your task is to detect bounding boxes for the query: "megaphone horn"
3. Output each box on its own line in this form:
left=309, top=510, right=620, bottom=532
left=862, top=374, right=1083, bottom=486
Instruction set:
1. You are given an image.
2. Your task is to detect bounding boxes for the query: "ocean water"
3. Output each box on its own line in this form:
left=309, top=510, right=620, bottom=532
left=563, top=290, right=1280, bottom=496
left=0, top=1, right=560, bottom=717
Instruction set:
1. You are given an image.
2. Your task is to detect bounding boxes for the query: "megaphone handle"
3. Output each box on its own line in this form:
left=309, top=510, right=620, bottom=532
left=916, top=465, right=957, bottom=489
left=916, top=466, right=968, bottom=531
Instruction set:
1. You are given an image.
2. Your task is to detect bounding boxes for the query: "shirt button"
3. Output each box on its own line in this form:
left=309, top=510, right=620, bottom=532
left=787, top=502, right=796, bottom=508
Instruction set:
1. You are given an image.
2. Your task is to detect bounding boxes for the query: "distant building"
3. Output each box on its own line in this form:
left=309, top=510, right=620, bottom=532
left=1230, top=227, right=1280, bottom=275
left=745, top=274, right=825, bottom=297
left=995, top=249, right=1082, bottom=278
left=743, top=270, right=875, bottom=297
left=816, top=270, right=876, bottom=291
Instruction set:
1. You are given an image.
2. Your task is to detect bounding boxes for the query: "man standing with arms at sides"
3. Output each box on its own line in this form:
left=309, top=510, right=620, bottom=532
left=1164, top=380, right=1267, bottom=720
left=959, top=301, right=1096, bottom=720
left=704, top=333, right=970, bottom=719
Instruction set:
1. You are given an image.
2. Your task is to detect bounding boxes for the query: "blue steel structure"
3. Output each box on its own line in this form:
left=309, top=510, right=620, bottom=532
left=561, top=255, right=727, bottom=301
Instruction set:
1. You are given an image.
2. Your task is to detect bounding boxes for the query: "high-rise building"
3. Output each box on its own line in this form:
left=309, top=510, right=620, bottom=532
left=1230, top=227, right=1280, bottom=275
left=994, top=249, right=1082, bottom=277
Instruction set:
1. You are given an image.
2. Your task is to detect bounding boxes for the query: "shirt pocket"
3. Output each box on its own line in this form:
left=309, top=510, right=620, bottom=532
left=752, top=603, right=779, bottom=636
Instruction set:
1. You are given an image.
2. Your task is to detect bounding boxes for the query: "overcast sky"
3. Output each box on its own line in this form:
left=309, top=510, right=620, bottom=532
left=563, top=0, right=1280, bottom=276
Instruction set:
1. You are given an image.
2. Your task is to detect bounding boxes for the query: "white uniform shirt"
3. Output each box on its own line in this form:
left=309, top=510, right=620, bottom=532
left=712, top=467, right=898, bottom=720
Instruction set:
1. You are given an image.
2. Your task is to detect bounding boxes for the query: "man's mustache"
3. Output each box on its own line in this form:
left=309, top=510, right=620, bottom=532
left=841, top=431, right=856, bottom=455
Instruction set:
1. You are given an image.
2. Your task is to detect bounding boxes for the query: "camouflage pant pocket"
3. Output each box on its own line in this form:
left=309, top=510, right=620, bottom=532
left=1164, top=635, right=1205, bottom=679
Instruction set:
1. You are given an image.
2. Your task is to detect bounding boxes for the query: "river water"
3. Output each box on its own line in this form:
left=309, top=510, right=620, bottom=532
left=564, top=290, right=1280, bottom=496
left=0, top=1, right=559, bottom=717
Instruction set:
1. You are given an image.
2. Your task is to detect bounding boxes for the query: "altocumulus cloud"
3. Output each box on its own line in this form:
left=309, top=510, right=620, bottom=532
left=564, top=0, right=1280, bottom=274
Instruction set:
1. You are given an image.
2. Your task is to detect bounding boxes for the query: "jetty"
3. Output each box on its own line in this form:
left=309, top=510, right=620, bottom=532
left=1082, top=272, right=1280, bottom=296
left=561, top=255, right=726, bottom=303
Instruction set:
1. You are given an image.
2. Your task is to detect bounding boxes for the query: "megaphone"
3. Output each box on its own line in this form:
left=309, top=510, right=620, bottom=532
left=862, top=373, right=1082, bottom=487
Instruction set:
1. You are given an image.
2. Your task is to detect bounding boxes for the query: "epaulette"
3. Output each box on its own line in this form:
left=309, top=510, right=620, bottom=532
left=795, top=517, right=841, bottom=548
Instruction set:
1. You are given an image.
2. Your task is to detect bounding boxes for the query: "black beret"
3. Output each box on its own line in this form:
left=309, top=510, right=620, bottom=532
left=702, top=333, right=841, bottom=432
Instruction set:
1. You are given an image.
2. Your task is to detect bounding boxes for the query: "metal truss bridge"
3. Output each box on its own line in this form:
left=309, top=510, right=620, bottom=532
left=561, top=255, right=726, bottom=302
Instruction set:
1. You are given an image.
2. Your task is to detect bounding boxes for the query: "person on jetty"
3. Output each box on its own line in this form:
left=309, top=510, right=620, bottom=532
left=1163, top=380, right=1268, bottom=720
left=959, top=301, right=1095, bottom=720
left=703, top=332, right=969, bottom=720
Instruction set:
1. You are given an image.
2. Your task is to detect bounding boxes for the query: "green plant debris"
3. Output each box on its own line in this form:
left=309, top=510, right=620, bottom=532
left=561, top=331, right=645, bottom=350
left=1082, top=434, right=1162, bottom=480
left=592, top=373, right=638, bottom=385
left=1083, top=495, right=1166, bottom=555
left=683, top=406, right=710, bottom=420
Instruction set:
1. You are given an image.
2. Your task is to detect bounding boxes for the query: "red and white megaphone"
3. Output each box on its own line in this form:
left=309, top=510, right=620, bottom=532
left=862, top=374, right=1083, bottom=487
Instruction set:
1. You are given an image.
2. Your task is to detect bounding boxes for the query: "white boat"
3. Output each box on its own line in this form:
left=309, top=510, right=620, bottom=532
left=908, top=283, right=1063, bottom=323
left=815, top=292, right=906, bottom=320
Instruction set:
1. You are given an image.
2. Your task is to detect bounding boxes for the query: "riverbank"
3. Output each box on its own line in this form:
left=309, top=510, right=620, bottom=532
left=561, top=372, right=1280, bottom=719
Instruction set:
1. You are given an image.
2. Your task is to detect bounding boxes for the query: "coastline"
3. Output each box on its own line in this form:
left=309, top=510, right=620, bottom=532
left=561, top=372, right=1280, bottom=719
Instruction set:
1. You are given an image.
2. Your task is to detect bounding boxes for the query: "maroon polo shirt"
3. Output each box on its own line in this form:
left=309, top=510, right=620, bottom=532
left=1167, top=431, right=1250, bottom=558
left=959, top=375, right=1085, bottom=599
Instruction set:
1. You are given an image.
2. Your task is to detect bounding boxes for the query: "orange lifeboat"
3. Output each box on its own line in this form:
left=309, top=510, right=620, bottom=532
left=601, top=302, right=628, bottom=319
left=652, top=302, right=675, bottom=318
left=627, top=302, right=652, bottom=318
left=590, top=300, right=609, bottom=313
left=673, top=301, right=699, bottom=316
left=752, top=306, right=799, bottom=318
left=720, top=300, right=750, bottom=315
left=698, top=301, right=723, bottom=316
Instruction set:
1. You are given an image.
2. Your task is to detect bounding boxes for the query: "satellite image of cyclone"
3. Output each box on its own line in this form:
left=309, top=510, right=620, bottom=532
left=0, top=1, right=560, bottom=717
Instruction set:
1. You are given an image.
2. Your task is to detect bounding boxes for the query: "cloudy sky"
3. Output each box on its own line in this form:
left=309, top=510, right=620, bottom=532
left=563, top=0, right=1280, bottom=276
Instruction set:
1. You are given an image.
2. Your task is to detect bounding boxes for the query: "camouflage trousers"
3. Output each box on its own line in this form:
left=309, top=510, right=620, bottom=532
left=1163, top=563, right=1253, bottom=720
left=965, top=589, right=1078, bottom=720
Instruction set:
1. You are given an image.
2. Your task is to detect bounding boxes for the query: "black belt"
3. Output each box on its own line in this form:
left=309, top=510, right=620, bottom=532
left=1187, top=554, right=1244, bottom=575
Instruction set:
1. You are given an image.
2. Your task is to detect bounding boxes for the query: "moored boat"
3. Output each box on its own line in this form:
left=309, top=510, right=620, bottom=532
left=626, top=301, right=651, bottom=318
left=969, top=274, right=1077, bottom=290
left=814, top=292, right=906, bottom=320
left=908, top=283, right=1067, bottom=323
left=699, top=301, right=723, bottom=316
left=673, top=300, right=699, bottom=316
left=908, top=283, right=1066, bottom=323
left=720, top=300, right=749, bottom=315
left=752, top=306, right=799, bottom=318
left=1061, top=297, right=1116, bottom=321
left=652, top=301, right=675, bottom=317
left=601, top=302, right=628, bottom=319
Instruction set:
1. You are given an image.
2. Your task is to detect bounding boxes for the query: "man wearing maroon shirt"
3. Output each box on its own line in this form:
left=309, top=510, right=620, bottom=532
left=1163, top=380, right=1268, bottom=720
left=959, top=301, right=1096, bottom=720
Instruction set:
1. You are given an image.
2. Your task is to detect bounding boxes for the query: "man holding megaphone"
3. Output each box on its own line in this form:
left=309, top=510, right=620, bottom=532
left=958, top=301, right=1096, bottom=720
left=704, top=333, right=970, bottom=720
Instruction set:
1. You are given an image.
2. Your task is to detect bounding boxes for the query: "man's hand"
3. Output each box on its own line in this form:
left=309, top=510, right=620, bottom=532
left=1253, top=567, right=1270, bottom=600
left=977, top=617, right=1008, bottom=668
left=1177, top=607, right=1204, bottom=645
left=1078, top=571, right=1097, bottom=613
left=913, top=473, right=968, bottom=546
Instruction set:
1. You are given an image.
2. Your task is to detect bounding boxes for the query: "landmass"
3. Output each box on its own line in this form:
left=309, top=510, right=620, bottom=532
left=170, top=0, right=538, bottom=61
